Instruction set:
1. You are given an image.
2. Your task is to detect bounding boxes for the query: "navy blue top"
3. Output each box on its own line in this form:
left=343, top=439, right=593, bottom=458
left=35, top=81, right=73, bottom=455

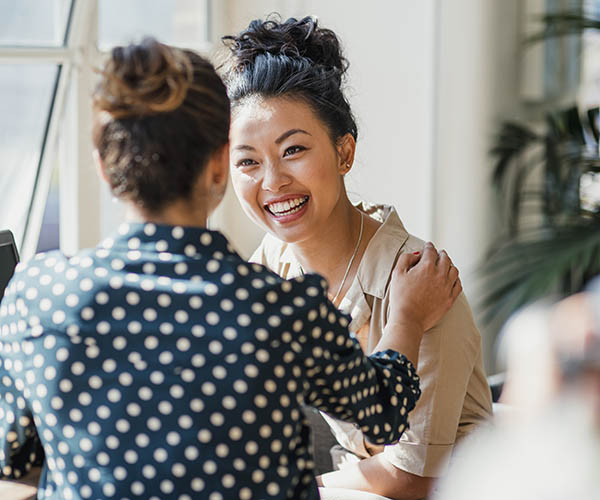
left=0, top=223, right=420, bottom=499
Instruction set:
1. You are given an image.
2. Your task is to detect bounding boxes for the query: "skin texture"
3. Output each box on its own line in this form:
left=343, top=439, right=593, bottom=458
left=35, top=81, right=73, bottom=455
left=230, top=96, right=461, bottom=499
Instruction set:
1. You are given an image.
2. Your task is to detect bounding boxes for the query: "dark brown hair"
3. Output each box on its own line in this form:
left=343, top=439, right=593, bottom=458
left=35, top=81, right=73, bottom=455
left=222, top=16, right=357, bottom=143
left=93, top=38, right=230, bottom=212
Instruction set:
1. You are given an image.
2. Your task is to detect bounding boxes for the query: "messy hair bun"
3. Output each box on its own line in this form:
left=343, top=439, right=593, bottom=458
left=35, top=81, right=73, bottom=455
left=95, top=38, right=193, bottom=118
left=223, top=16, right=357, bottom=141
left=93, top=38, right=230, bottom=212
left=225, top=16, right=348, bottom=78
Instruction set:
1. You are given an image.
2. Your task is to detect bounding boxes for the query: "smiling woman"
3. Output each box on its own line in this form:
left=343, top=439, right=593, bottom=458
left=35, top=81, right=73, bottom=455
left=223, top=16, right=493, bottom=500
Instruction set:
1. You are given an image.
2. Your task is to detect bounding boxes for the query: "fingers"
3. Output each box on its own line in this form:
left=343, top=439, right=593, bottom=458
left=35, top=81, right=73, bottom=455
left=445, top=254, right=461, bottom=300
left=421, top=242, right=438, bottom=265
left=447, top=264, right=459, bottom=283
left=451, top=276, right=463, bottom=300
left=395, top=252, right=421, bottom=273
left=437, top=249, right=452, bottom=275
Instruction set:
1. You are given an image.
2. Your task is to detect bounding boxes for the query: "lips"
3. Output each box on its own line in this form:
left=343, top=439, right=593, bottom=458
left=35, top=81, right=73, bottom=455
left=265, top=196, right=309, bottom=216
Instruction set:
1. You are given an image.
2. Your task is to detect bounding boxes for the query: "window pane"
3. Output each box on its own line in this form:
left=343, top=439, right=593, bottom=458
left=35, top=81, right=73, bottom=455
left=0, top=64, right=59, bottom=249
left=99, top=0, right=208, bottom=49
left=0, top=0, right=73, bottom=47
left=36, top=166, right=60, bottom=253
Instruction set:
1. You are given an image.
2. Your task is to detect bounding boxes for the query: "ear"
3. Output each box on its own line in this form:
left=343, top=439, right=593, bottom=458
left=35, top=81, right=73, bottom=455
left=203, top=142, right=230, bottom=197
left=336, top=133, right=357, bottom=175
left=93, top=149, right=110, bottom=185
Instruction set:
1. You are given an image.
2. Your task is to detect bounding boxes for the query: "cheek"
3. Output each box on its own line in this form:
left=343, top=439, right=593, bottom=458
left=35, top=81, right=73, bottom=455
left=231, top=171, right=263, bottom=214
left=304, top=161, right=344, bottom=202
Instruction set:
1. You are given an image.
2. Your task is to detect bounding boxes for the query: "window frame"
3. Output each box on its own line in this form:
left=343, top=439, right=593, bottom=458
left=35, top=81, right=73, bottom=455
left=0, top=0, right=218, bottom=260
left=0, top=0, right=97, bottom=260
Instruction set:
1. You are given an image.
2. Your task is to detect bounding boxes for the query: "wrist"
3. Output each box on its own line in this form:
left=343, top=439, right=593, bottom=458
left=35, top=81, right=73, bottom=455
left=384, top=315, right=425, bottom=339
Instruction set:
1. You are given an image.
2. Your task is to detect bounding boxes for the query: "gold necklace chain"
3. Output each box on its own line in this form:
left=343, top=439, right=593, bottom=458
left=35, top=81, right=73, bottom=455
left=299, top=211, right=364, bottom=305
left=331, top=211, right=364, bottom=304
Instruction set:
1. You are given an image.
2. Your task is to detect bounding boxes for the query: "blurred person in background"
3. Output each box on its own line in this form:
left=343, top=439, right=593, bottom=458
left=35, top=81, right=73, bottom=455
left=434, top=279, right=600, bottom=500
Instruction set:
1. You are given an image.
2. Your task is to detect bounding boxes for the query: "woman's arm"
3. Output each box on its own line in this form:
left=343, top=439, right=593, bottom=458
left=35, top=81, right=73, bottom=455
left=318, top=454, right=432, bottom=500
left=0, top=467, right=41, bottom=500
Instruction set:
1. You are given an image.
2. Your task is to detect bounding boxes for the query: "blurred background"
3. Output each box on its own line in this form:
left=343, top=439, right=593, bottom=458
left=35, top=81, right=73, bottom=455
left=1, top=0, right=599, bottom=374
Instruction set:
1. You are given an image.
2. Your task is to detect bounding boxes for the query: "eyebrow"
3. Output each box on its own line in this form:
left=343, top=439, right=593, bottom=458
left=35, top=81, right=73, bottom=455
left=275, top=128, right=311, bottom=144
left=232, top=144, right=256, bottom=152
left=232, top=128, right=311, bottom=152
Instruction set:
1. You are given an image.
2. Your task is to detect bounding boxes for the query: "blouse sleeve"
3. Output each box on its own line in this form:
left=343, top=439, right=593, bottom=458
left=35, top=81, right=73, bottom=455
left=294, top=275, right=421, bottom=446
left=0, top=272, right=44, bottom=479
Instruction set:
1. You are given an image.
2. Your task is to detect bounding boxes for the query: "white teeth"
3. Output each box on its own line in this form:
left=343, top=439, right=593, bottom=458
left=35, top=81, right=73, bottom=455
left=267, top=196, right=308, bottom=216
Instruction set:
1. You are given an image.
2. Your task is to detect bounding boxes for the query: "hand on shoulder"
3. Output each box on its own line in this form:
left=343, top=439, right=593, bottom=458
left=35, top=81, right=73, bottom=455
left=388, top=242, right=462, bottom=333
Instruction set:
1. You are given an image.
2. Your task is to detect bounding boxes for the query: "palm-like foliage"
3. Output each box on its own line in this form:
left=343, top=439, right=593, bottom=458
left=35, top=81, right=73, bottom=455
left=482, top=106, right=600, bottom=324
left=481, top=8, right=600, bottom=325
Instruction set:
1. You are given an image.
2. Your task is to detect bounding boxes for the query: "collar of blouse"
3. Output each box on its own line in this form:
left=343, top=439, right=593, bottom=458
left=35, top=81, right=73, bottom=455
left=99, top=223, right=237, bottom=260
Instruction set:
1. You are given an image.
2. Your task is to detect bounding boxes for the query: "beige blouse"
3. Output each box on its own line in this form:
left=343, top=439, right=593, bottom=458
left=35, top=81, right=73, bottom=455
left=250, top=202, right=493, bottom=477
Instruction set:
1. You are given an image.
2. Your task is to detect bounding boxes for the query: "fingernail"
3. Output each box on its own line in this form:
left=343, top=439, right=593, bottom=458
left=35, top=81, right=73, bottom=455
left=412, top=251, right=420, bottom=255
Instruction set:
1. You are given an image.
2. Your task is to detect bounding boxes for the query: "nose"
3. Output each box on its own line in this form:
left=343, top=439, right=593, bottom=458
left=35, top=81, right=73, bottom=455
left=261, top=162, right=291, bottom=192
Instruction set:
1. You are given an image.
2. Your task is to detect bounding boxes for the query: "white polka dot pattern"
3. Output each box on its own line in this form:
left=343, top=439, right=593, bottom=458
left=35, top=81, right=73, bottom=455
left=0, top=223, right=420, bottom=499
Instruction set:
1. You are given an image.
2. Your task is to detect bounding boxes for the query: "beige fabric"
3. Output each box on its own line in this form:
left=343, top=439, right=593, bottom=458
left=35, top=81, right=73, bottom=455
left=250, top=202, right=493, bottom=477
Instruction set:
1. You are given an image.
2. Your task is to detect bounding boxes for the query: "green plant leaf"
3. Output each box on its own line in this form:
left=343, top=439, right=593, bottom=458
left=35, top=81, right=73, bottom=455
left=480, top=223, right=600, bottom=325
left=490, top=122, right=539, bottom=187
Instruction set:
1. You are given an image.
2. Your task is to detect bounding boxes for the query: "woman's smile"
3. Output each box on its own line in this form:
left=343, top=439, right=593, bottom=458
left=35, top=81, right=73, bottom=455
left=264, top=195, right=310, bottom=221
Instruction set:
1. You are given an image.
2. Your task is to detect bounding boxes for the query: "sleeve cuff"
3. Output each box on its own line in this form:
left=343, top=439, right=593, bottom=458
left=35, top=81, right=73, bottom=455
left=382, top=441, right=454, bottom=477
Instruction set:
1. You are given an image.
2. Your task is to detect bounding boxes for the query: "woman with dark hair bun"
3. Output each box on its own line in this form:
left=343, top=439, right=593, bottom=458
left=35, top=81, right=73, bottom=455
left=0, top=38, right=460, bottom=499
left=224, top=16, right=493, bottom=500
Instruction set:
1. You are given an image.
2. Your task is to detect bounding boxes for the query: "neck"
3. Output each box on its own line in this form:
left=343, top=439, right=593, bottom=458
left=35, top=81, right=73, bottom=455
left=290, top=197, right=363, bottom=299
left=125, top=199, right=210, bottom=228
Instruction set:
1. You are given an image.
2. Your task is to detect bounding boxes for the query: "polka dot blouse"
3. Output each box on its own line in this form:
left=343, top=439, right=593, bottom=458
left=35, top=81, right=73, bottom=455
left=0, top=223, right=420, bottom=499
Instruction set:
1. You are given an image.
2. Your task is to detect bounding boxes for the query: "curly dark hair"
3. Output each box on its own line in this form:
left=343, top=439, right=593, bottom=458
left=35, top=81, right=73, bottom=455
left=222, top=15, right=357, bottom=142
left=93, top=37, right=230, bottom=213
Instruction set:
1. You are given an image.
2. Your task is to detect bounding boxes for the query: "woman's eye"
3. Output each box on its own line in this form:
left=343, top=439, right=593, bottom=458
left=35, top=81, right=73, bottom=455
left=236, top=159, right=257, bottom=167
left=283, top=145, right=306, bottom=157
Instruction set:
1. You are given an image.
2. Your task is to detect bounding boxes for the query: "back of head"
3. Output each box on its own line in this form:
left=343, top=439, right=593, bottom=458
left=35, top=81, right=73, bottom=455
left=93, top=38, right=230, bottom=213
left=222, top=15, right=357, bottom=142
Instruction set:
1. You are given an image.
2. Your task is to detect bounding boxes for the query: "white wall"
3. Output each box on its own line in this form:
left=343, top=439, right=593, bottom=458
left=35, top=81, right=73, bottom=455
left=435, top=0, right=522, bottom=370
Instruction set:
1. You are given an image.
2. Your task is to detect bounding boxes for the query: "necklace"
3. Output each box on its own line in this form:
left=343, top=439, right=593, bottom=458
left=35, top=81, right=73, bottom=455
left=331, top=211, right=364, bottom=304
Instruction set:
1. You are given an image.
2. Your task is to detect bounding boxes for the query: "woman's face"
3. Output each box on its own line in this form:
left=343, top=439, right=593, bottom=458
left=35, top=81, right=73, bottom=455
left=229, top=97, right=348, bottom=244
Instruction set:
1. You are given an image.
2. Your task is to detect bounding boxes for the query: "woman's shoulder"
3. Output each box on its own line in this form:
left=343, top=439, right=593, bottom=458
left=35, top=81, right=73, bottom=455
left=357, top=203, right=425, bottom=295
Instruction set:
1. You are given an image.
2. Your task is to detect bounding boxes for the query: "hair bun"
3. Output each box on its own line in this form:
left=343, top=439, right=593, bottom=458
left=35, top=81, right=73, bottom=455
left=95, top=37, right=192, bottom=118
left=224, top=15, right=348, bottom=75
